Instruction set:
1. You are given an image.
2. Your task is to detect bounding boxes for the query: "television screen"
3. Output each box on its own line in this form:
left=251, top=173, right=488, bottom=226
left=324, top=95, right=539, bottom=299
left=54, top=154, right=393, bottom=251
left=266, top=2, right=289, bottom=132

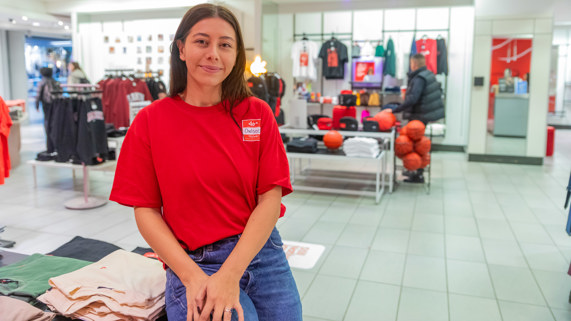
left=351, top=57, right=383, bottom=88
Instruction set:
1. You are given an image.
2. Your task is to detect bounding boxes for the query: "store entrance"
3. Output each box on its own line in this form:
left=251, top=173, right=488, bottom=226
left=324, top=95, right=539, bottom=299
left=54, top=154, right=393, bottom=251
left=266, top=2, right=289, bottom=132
left=24, top=36, right=72, bottom=124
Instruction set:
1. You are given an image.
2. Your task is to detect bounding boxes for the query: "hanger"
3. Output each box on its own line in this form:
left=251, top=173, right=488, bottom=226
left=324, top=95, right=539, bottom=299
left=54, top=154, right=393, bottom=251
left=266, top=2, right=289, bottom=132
left=302, top=32, right=308, bottom=41
left=422, top=34, right=428, bottom=40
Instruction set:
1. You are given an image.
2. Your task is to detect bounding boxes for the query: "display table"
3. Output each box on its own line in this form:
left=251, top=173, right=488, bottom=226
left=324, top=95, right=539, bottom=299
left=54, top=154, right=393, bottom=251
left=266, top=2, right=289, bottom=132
left=27, top=160, right=116, bottom=210
left=493, top=93, right=529, bottom=137
left=279, top=126, right=395, bottom=203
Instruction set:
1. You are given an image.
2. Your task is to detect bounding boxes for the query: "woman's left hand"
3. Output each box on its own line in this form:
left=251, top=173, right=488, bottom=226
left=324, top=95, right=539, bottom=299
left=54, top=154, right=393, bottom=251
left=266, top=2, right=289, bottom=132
left=196, top=270, right=244, bottom=321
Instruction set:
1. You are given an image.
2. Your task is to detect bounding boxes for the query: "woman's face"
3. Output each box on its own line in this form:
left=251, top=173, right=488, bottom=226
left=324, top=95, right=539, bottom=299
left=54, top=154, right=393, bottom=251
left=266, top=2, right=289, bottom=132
left=178, top=17, right=237, bottom=91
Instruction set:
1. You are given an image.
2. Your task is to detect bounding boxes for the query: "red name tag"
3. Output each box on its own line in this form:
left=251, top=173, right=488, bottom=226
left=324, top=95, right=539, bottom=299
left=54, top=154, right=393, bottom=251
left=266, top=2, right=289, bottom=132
left=242, top=119, right=261, bottom=141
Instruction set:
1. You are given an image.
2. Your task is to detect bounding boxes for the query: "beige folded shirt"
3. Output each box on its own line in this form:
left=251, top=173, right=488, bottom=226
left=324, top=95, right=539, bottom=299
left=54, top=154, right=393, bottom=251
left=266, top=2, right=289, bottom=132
left=0, top=296, right=55, bottom=321
left=46, top=250, right=165, bottom=305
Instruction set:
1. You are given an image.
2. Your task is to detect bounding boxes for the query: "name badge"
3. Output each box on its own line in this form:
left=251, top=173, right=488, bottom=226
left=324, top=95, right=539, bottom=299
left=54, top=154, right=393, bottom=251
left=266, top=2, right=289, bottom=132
left=242, top=119, right=261, bottom=141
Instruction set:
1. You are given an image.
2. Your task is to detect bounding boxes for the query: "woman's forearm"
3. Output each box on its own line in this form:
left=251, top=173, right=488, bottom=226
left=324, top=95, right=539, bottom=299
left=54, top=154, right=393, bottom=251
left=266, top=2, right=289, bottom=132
left=218, top=186, right=282, bottom=280
left=134, top=207, right=205, bottom=284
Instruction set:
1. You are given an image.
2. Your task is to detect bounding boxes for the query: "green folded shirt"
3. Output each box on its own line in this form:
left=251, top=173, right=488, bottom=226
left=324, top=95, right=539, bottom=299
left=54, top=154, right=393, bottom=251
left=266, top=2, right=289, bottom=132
left=0, top=253, right=91, bottom=299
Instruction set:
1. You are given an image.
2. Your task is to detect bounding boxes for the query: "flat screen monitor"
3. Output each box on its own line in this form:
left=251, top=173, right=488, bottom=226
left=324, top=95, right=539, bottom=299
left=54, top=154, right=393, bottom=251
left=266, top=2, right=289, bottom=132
left=351, top=57, right=383, bottom=88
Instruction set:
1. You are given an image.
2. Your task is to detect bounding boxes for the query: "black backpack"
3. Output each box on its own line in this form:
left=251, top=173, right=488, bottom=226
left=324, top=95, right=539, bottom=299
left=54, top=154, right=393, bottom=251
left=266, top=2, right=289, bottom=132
left=247, top=73, right=287, bottom=124
left=40, top=79, right=62, bottom=104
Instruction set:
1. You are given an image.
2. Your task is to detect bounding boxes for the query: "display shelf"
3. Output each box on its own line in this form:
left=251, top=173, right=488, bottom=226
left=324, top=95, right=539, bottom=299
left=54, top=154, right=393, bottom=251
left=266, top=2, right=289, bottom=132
left=287, top=147, right=388, bottom=204
left=279, top=126, right=396, bottom=200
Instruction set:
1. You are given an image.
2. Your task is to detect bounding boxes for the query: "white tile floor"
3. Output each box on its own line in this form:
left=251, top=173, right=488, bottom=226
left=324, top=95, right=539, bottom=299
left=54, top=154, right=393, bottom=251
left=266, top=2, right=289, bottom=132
left=2, top=121, right=571, bottom=321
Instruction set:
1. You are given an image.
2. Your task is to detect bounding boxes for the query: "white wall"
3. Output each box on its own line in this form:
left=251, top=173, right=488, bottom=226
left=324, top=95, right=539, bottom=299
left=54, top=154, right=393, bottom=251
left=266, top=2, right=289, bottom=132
left=7, top=30, right=27, bottom=101
left=553, top=27, right=571, bottom=114
left=0, top=30, right=10, bottom=99
left=467, top=17, right=554, bottom=158
left=443, top=7, right=475, bottom=146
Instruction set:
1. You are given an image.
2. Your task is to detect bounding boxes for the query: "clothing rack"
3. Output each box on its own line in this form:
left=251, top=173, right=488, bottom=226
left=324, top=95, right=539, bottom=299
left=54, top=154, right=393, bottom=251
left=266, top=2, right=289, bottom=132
left=352, top=39, right=383, bottom=43
left=51, top=90, right=103, bottom=95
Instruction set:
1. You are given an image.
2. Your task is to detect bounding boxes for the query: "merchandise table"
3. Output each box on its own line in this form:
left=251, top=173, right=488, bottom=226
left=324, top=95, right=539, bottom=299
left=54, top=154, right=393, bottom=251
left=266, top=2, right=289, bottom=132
left=27, top=160, right=116, bottom=210
left=279, top=126, right=395, bottom=203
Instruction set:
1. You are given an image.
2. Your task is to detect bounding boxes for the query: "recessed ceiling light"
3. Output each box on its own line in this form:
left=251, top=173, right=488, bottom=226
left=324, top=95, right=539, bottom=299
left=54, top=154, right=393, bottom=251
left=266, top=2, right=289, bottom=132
left=9, top=19, right=16, bottom=24
left=64, top=25, right=70, bottom=30
left=32, top=22, right=40, bottom=27
left=22, top=16, right=28, bottom=21
left=58, top=21, right=63, bottom=26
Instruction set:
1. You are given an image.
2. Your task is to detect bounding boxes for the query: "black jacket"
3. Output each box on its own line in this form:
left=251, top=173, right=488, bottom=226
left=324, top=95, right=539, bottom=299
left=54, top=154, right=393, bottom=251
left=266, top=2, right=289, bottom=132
left=393, top=66, right=444, bottom=123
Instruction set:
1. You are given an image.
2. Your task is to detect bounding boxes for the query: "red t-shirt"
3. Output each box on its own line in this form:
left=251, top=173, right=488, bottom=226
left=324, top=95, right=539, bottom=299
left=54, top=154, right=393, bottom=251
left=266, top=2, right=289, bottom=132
left=109, top=96, right=292, bottom=250
left=416, top=39, right=438, bottom=74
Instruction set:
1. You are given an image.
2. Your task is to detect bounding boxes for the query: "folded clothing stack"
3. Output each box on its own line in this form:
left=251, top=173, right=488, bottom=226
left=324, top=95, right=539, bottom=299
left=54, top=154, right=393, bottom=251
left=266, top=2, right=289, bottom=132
left=343, top=137, right=380, bottom=158
left=286, top=137, right=318, bottom=153
left=38, top=250, right=166, bottom=321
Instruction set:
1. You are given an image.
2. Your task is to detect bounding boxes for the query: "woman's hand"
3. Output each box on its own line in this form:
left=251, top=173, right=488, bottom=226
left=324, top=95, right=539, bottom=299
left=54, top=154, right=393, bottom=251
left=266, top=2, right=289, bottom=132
left=183, top=271, right=209, bottom=321
left=196, top=271, right=244, bottom=321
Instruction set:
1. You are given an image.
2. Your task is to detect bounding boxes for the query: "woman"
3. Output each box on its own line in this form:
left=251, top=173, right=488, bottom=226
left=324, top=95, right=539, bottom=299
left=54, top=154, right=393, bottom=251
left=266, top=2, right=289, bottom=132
left=110, top=4, right=302, bottom=321
left=67, top=62, right=89, bottom=84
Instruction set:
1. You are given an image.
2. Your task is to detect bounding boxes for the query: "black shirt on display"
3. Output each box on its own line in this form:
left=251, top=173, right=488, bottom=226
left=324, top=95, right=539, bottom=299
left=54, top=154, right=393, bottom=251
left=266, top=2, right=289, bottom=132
left=436, top=38, right=448, bottom=75
left=318, top=39, right=348, bottom=79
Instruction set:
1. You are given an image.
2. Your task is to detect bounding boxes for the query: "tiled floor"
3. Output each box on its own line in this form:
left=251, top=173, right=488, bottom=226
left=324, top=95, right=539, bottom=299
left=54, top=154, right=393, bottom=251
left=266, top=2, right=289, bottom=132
left=2, top=121, right=571, bottom=321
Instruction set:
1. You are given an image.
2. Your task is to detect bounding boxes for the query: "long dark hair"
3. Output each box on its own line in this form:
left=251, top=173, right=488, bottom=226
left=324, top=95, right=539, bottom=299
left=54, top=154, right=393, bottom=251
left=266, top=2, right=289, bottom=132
left=169, top=4, right=251, bottom=127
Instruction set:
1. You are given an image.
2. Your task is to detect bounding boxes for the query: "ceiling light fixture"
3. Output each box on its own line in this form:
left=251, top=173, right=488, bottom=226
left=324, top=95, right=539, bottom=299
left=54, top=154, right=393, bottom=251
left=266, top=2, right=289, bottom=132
left=64, top=25, right=70, bottom=30
left=9, top=19, right=16, bottom=24
left=22, top=16, right=28, bottom=21
left=58, top=21, right=63, bottom=26
left=32, top=22, right=40, bottom=27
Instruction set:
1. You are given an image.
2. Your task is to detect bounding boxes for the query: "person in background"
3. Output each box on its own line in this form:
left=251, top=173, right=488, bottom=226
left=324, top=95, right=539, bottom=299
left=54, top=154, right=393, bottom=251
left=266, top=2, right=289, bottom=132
left=67, top=62, right=89, bottom=84
left=389, top=53, right=444, bottom=183
left=109, top=3, right=302, bottom=321
left=35, top=67, right=60, bottom=154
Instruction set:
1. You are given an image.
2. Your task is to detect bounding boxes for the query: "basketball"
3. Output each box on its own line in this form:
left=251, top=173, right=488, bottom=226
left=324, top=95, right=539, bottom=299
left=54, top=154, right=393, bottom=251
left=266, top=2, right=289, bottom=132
left=323, top=130, right=344, bottom=150
left=402, top=152, right=422, bottom=171
left=406, top=120, right=425, bottom=141
left=374, top=111, right=396, bottom=131
left=421, top=153, right=430, bottom=168
left=395, top=135, right=413, bottom=158
left=414, top=136, right=431, bottom=155
left=399, top=125, right=408, bottom=137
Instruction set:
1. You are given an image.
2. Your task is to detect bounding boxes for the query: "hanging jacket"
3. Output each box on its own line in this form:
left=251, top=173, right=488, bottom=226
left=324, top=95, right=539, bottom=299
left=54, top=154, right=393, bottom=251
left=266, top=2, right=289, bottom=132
left=383, top=38, right=396, bottom=77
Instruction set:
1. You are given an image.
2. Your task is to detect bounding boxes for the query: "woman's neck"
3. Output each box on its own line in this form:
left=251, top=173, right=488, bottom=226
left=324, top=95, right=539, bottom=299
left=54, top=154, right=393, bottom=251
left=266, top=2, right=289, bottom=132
left=182, top=84, right=222, bottom=107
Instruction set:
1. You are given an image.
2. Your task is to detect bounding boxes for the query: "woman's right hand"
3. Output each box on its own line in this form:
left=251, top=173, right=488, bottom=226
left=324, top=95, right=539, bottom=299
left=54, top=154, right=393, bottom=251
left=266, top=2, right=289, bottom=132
left=184, top=272, right=209, bottom=321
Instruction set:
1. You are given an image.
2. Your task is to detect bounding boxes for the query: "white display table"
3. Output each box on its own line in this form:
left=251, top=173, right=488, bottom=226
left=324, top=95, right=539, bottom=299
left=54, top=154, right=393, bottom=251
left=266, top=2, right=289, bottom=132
left=279, top=126, right=395, bottom=203
left=27, top=160, right=116, bottom=210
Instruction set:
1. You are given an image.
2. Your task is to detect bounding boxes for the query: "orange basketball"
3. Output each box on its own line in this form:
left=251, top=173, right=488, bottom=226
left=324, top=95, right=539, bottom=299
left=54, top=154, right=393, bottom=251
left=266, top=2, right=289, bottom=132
left=421, top=153, right=430, bottom=168
left=374, top=111, right=396, bottom=131
left=399, top=125, right=408, bottom=137
left=406, top=120, right=425, bottom=141
left=395, top=135, right=413, bottom=158
left=402, top=152, right=422, bottom=171
left=414, top=136, right=431, bottom=155
left=323, top=130, right=343, bottom=150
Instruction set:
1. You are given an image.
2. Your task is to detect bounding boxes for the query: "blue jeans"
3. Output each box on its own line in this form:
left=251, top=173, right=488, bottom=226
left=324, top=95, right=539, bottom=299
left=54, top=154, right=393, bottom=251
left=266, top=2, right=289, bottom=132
left=165, top=228, right=303, bottom=321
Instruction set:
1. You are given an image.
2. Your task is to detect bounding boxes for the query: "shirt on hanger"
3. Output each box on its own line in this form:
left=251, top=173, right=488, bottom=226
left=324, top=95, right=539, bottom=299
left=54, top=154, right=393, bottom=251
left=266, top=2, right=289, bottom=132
left=351, top=43, right=361, bottom=58
left=361, top=42, right=375, bottom=57
left=416, top=38, right=438, bottom=74
left=375, top=45, right=384, bottom=57
left=383, top=38, right=396, bottom=77
left=291, top=40, right=319, bottom=81
left=436, top=38, right=448, bottom=75
left=318, top=39, right=348, bottom=79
